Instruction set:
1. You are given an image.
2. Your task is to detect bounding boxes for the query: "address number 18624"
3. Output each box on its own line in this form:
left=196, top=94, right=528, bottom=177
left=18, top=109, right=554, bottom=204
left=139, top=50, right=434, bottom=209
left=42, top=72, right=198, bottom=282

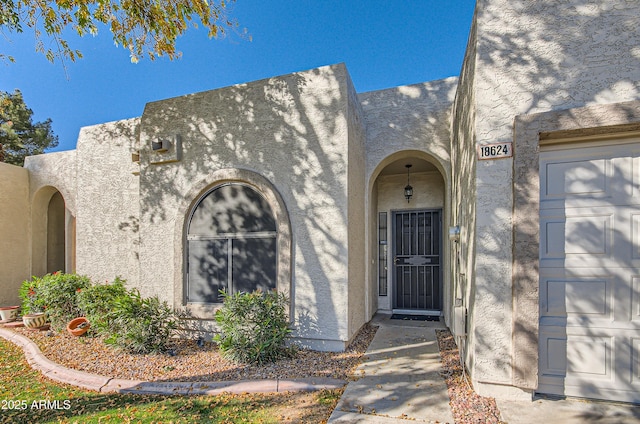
left=477, top=142, right=513, bottom=160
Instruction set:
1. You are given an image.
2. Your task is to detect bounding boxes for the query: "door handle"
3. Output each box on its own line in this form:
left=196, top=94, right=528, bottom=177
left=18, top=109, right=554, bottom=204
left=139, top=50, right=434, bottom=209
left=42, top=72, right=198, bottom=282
left=393, top=257, right=399, bottom=265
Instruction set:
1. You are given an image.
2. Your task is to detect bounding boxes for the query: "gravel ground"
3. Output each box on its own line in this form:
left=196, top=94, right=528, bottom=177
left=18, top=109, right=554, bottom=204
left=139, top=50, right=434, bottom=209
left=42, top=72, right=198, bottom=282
left=11, top=324, right=377, bottom=382
left=9, top=324, right=504, bottom=423
left=436, top=329, right=505, bottom=424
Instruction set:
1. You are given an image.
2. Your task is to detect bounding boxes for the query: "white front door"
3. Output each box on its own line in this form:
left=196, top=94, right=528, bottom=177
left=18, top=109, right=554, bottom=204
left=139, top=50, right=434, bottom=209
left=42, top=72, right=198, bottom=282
left=538, top=138, right=640, bottom=403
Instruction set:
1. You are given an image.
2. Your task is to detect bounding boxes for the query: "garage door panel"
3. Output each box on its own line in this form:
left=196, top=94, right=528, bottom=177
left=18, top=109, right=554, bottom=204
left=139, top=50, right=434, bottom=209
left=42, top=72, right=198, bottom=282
left=632, top=338, right=640, bottom=387
left=542, top=278, right=609, bottom=318
left=631, top=213, right=640, bottom=260
left=543, top=158, right=608, bottom=199
left=539, top=139, right=640, bottom=403
left=541, top=214, right=611, bottom=259
left=538, top=333, right=640, bottom=402
left=540, top=270, right=640, bottom=326
left=541, top=146, right=640, bottom=208
left=539, top=333, right=613, bottom=380
left=631, top=276, right=640, bottom=323
left=541, top=207, right=640, bottom=268
left=633, top=155, right=640, bottom=199
left=566, top=335, right=612, bottom=380
left=539, top=331, right=567, bottom=377
left=612, top=207, right=640, bottom=265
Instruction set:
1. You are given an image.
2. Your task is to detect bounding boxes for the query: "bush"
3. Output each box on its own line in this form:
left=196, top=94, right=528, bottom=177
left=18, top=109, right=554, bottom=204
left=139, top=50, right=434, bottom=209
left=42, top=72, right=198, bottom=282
left=103, top=289, right=177, bottom=354
left=76, top=277, right=129, bottom=335
left=19, top=276, right=47, bottom=315
left=19, top=273, right=178, bottom=354
left=20, top=272, right=91, bottom=330
left=214, top=290, right=294, bottom=364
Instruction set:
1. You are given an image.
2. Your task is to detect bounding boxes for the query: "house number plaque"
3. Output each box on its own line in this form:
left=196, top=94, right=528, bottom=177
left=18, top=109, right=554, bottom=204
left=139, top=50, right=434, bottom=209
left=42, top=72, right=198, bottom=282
left=477, top=142, right=513, bottom=160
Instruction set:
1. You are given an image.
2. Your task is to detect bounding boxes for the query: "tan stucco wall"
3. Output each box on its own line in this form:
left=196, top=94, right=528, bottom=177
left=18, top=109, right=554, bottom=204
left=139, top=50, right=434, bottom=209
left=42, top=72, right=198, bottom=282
left=462, top=0, right=640, bottom=398
left=75, top=118, right=141, bottom=287
left=450, top=7, right=478, bottom=379
left=19, top=64, right=367, bottom=350
left=25, top=150, right=77, bottom=215
left=360, top=78, right=457, bottom=321
left=25, top=151, right=77, bottom=277
left=7, top=0, right=637, bottom=393
left=25, top=127, right=141, bottom=286
left=136, top=64, right=360, bottom=350
left=0, top=163, right=30, bottom=306
left=346, top=71, right=368, bottom=339
left=360, top=79, right=457, bottom=182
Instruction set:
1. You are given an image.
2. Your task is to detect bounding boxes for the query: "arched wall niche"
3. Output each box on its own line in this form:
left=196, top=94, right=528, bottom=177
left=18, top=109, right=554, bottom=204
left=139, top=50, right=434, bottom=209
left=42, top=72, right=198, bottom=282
left=31, top=186, right=76, bottom=277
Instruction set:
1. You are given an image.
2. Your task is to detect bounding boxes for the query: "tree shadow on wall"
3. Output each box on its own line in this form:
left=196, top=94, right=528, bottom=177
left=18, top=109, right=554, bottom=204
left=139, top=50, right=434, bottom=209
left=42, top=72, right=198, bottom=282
left=450, top=0, right=640, bottom=407
left=133, top=65, right=353, bottom=343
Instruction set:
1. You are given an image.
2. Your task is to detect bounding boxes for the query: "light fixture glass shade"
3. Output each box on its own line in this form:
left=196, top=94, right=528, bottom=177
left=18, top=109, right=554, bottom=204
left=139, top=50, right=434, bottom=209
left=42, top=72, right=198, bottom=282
left=404, top=184, right=413, bottom=202
left=404, top=163, right=413, bottom=203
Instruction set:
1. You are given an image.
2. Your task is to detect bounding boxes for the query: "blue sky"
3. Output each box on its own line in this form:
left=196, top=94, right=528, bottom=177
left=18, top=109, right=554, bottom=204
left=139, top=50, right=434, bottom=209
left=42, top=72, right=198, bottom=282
left=2, top=1, right=476, bottom=152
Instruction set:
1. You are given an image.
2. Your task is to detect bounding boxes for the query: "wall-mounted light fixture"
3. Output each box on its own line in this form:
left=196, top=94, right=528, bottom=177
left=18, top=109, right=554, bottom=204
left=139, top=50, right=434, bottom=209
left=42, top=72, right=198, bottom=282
left=151, top=139, right=172, bottom=153
left=404, top=164, right=413, bottom=203
left=149, top=134, right=182, bottom=165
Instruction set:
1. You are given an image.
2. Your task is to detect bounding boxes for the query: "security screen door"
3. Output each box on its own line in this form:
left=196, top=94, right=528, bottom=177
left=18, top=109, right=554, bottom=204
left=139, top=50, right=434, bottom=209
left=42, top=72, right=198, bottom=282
left=392, top=209, right=442, bottom=312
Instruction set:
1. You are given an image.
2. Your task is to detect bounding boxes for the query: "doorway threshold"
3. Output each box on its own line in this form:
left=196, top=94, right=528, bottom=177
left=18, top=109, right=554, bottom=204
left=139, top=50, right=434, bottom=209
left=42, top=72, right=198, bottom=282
left=391, top=314, right=440, bottom=321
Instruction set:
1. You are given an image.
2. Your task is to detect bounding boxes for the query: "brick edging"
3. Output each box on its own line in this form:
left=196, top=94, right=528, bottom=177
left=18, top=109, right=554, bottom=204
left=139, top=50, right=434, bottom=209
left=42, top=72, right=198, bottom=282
left=0, top=328, right=345, bottom=395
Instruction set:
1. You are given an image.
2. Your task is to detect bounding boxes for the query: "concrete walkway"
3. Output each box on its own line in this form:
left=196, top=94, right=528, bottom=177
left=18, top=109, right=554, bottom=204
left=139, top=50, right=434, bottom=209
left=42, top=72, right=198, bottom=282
left=497, top=397, right=640, bottom=424
left=329, top=314, right=640, bottom=423
left=328, top=314, right=453, bottom=423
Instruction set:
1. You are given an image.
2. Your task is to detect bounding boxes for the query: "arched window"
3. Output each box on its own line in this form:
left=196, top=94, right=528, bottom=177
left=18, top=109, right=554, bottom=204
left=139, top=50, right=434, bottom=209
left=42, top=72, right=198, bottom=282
left=186, top=183, right=277, bottom=303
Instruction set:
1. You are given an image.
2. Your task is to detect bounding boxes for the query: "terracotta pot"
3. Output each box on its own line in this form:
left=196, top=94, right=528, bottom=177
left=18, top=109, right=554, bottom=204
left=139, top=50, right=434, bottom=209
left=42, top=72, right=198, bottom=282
left=67, top=317, right=90, bottom=336
left=23, top=313, right=48, bottom=329
left=0, top=306, right=19, bottom=322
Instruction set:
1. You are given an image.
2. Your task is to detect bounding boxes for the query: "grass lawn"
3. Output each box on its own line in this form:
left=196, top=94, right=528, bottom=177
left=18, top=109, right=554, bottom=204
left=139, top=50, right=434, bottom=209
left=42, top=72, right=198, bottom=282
left=0, top=339, right=342, bottom=423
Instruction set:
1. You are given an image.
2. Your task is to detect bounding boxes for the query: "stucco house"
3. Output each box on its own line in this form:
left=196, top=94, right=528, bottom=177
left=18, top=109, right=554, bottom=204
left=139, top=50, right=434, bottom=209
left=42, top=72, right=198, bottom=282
left=1, top=0, right=640, bottom=404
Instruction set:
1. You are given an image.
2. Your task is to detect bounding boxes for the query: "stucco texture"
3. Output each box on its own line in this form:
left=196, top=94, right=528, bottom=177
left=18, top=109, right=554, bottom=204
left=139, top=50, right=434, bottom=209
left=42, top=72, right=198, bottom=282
left=360, top=78, right=457, bottom=182
left=12, top=0, right=640, bottom=398
left=136, top=64, right=363, bottom=350
left=360, top=79, right=456, bottom=319
left=464, top=0, right=640, bottom=396
left=25, top=150, right=77, bottom=277
left=360, top=79, right=456, bottom=320
left=74, top=118, right=141, bottom=287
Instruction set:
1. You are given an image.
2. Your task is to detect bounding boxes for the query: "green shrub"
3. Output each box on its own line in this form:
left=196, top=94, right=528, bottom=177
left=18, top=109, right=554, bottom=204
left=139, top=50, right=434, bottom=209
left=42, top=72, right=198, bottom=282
left=18, top=276, right=47, bottom=315
left=38, top=273, right=92, bottom=330
left=103, top=289, right=177, bottom=354
left=19, top=272, right=91, bottom=330
left=76, top=277, right=129, bottom=335
left=20, top=273, right=178, bottom=354
left=214, top=290, right=294, bottom=364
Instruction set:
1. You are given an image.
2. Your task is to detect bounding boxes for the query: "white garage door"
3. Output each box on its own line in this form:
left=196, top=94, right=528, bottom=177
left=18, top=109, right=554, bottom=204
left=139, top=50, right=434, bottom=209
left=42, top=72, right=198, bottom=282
left=538, top=138, right=640, bottom=403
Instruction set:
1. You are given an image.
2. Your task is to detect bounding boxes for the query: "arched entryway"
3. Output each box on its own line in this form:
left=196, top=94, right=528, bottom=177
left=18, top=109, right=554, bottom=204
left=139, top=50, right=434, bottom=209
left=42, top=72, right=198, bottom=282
left=369, top=154, right=448, bottom=316
left=31, top=187, right=75, bottom=276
